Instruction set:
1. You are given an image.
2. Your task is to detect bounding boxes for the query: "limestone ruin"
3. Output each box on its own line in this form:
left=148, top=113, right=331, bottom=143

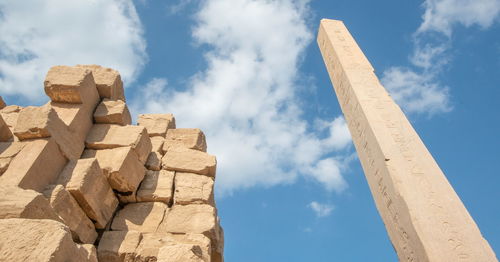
left=0, top=65, right=224, bottom=261
left=318, top=19, right=498, bottom=261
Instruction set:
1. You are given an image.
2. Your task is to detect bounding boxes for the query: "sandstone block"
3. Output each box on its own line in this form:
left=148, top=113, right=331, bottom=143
left=0, top=105, right=22, bottom=140
left=162, top=147, right=216, bottom=177
left=174, top=172, right=215, bottom=206
left=157, top=244, right=206, bottom=262
left=0, top=96, right=5, bottom=109
left=158, top=204, right=218, bottom=243
left=145, top=151, right=162, bottom=171
left=0, top=141, right=24, bottom=175
left=0, top=114, right=12, bottom=142
left=137, top=114, right=175, bottom=137
left=163, top=128, right=207, bottom=153
left=85, top=124, right=152, bottom=163
left=137, top=170, right=174, bottom=204
left=0, top=186, right=60, bottom=220
left=0, top=158, right=10, bottom=175
left=43, top=184, right=97, bottom=244
left=117, top=190, right=137, bottom=204
left=78, top=244, right=98, bottom=262
left=44, top=65, right=99, bottom=106
left=0, top=218, right=90, bottom=262
left=151, top=136, right=165, bottom=154
left=51, top=101, right=97, bottom=158
left=14, top=104, right=83, bottom=159
left=94, top=99, right=131, bottom=125
left=98, top=231, right=142, bottom=262
left=57, top=158, right=118, bottom=229
left=135, top=233, right=211, bottom=262
left=77, top=64, right=125, bottom=101
left=111, top=202, right=168, bottom=232
left=0, top=138, right=67, bottom=191
left=83, top=147, right=146, bottom=193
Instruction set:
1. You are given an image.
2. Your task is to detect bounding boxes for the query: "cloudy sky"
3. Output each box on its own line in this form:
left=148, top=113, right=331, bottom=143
left=1, top=0, right=499, bottom=260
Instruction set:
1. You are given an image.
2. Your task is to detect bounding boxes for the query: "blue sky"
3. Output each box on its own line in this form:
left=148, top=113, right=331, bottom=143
left=1, top=0, right=499, bottom=261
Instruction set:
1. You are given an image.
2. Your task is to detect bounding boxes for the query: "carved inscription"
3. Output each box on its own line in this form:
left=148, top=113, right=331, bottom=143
left=318, top=19, right=497, bottom=262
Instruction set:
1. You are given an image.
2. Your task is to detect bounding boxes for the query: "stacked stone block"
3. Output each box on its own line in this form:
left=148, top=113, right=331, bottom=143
left=0, top=65, right=224, bottom=262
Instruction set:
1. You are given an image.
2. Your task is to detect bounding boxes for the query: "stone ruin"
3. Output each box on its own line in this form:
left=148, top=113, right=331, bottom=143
left=0, top=65, right=224, bottom=262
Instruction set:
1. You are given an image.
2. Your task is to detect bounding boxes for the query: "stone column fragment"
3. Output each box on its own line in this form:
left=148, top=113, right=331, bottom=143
left=57, top=158, right=118, bottom=229
left=317, top=19, right=497, bottom=261
left=137, top=113, right=176, bottom=137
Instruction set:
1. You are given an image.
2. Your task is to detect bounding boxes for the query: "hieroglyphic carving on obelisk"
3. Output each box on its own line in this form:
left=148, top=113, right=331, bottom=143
left=317, top=19, right=497, bottom=262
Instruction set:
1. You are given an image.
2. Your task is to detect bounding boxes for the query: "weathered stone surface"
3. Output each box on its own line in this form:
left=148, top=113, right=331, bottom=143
left=318, top=19, right=498, bottom=261
left=94, top=99, right=131, bottom=126
left=85, top=124, right=152, bottom=163
left=57, top=158, right=118, bottom=229
left=137, top=114, right=175, bottom=137
left=0, top=105, right=22, bottom=139
left=0, top=138, right=67, bottom=191
left=83, top=147, right=146, bottom=193
left=0, top=114, right=12, bottom=142
left=78, top=244, right=98, bottom=262
left=97, top=231, right=142, bottom=262
left=137, top=170, right=174, bottom=204
left=151, top=136, right=165, bottom=154
left=116, top=189, right=137, bottom=204
left=77, top=64, right=125, bottom=101
left=0, top=96, right=5, bottom=109
left=162, top=147, right=216, bottom=177
left=0, top=218, right=89, bottom=262
left=43, top=184, right=97, bottom=244
left=135, top=233, right=211, bottom=262
left=0, top=186, right=60, bottom=220
left=14, top=104, right=83, bottom=159
left=157, top=244, right=206, bottom=262
left=158, top=204, right=218, bottom=242
left=174, top=172, right=215, bottom=206
left=111, top=202, right=168, bottom=232
left=51, top=100, right=98, bottom=158
left=145, top=151, right=162, bottom=171
left=0, top=141, right=24, bottom=174
left=44, top=65, right=99, bottom=106
left=163, top=128, right=207, bottom=153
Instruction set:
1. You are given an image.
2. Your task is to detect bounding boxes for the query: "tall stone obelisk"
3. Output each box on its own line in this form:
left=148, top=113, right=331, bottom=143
left=317, top=19, right=497, bottom=261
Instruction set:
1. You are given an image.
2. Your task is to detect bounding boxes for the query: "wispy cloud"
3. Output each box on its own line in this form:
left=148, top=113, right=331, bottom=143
left=308, top=201, right=334, bottom=218
left=382, top=0, right=500, bottom=115
left=131, top=0, right=352, bottom=194
left=0, top=0, right=147, bottom=103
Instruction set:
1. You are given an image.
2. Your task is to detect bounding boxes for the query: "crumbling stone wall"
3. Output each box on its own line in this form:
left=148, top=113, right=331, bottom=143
left=0, top=65, right=224, bottom=262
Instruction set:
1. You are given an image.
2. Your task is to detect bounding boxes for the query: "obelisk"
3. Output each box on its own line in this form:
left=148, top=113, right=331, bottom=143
left=317, top=19, right=497, bottom=261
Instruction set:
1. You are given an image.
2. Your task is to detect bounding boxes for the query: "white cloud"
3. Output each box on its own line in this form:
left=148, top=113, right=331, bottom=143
left=418, top=0, right=500, bottom=36
left=308, top=201, right=334, bottom=218
left=0, top=0, right=147, bottom=103
left=383, top=0, right=500, bottom=115
left=130, top=0, right=353, bottom=194
left=382, top=67, right=452, bottom=114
